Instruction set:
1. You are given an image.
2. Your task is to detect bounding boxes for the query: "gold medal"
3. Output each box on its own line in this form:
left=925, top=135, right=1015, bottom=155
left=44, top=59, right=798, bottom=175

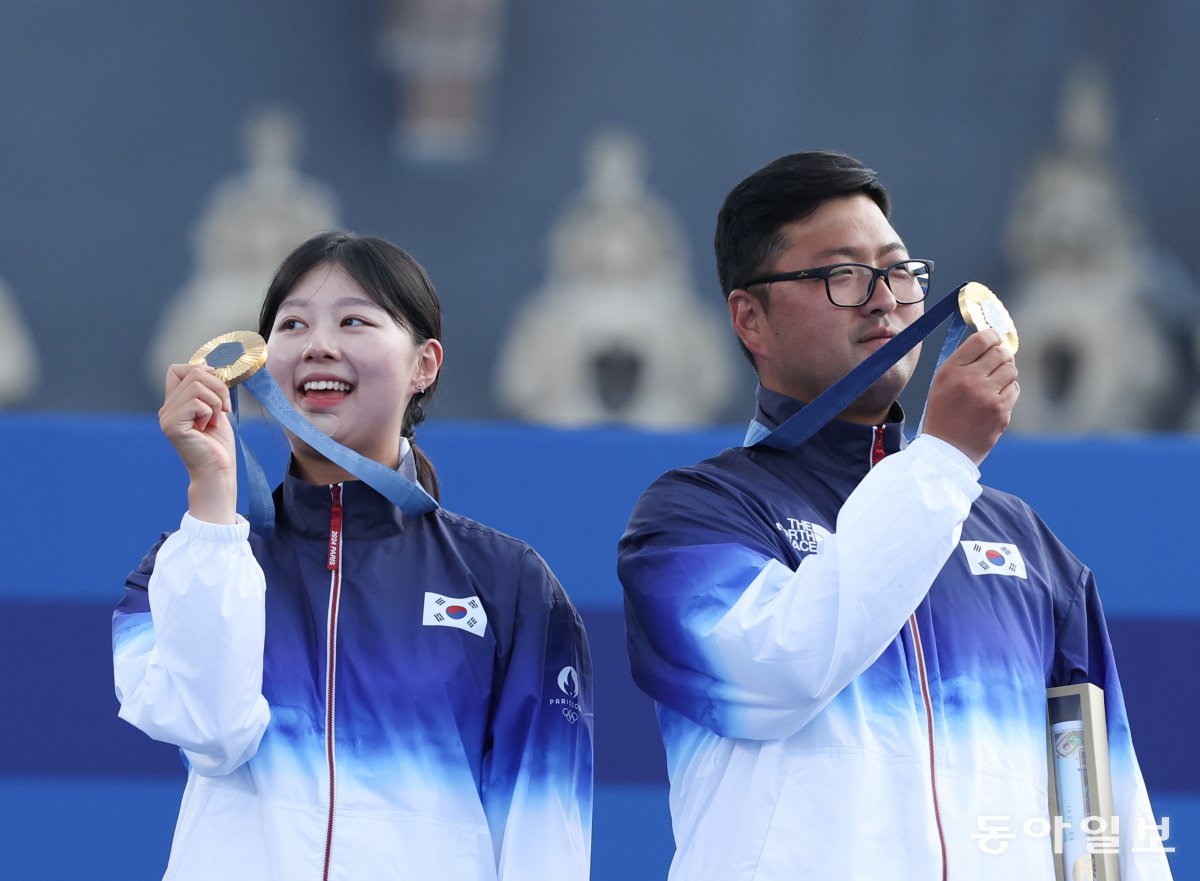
left=958, top=282, right=1019, bottom=354
left=189, top=330, right=269, bottom=387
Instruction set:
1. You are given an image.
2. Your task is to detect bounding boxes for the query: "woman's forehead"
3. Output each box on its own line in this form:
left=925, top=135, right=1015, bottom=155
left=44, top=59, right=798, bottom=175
left=278, top=293, right=385, bottom=312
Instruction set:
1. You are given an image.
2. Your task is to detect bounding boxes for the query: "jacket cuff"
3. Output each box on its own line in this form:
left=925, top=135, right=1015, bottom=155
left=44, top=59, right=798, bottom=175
left=908, top=434, right=982, bottom=490
left=180, top=511, right=251, bottom=543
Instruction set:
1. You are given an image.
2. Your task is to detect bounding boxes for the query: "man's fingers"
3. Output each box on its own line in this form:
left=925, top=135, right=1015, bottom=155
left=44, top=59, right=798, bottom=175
left=950, top=332, right=1017, bottom=388
left=923, top=329, right=1021, bottom=466
left=951, top=329, right=1006, bottom=366
left=987, top=360, right=1019, bottom=387
left=1002, top=378, right=1021, bottom=403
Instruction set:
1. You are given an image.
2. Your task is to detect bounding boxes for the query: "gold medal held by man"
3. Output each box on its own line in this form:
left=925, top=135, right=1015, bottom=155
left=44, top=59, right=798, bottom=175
left=958, top=281, right=1019, bottom=354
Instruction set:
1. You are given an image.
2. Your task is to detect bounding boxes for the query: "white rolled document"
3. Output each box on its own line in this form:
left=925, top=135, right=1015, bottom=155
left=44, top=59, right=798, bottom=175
left=1046, top=684, right=1118, bottom=880
left=1052, top=720, right=1096, bottom=880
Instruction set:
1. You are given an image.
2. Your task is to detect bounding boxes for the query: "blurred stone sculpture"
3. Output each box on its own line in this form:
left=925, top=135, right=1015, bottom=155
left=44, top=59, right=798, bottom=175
left=147, top=109, right=340, bottom=390
left=495, top=128, right=734, bottom=427
left=378, top=0, right=505, bottom=159
left=1005, top=62, right=1197, bottom=433
left=0, top=275, right=39, bottom=406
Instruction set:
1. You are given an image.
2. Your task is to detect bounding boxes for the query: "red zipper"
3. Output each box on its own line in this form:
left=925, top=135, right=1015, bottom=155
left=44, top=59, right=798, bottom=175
left=870, top=424, right=887, bottom=469
left=908, top=613, right=948, bottom=881
left=322, top=485, right=344, bottom=881
left=870, top=427, right=947, bottom=880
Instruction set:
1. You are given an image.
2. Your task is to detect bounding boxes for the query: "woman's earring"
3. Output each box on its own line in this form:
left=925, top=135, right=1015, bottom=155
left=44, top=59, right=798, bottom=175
left=416, top=381, right=427, bottom=396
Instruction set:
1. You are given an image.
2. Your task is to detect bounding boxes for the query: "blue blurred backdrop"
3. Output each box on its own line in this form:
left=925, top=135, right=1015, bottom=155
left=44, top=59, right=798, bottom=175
left=2, top=414, right=1195, bottom=878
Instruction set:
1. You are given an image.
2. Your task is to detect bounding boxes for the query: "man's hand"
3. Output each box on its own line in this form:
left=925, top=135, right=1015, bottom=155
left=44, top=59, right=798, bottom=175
left=923, top=329, right=1019, bottom=467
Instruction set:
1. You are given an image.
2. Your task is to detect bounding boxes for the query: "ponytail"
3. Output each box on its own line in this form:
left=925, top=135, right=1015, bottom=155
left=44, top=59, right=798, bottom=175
left=403, top=391, right=439, bottom=501
left=410, top=444, right=440, bottom=501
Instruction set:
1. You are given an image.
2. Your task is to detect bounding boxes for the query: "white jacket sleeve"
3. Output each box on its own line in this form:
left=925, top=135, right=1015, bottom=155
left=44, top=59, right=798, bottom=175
left=112, top=512, right=270, bottom=776
left=483, top=551, right=592, bottom=881
left=619, top=434, right=981, bottom=739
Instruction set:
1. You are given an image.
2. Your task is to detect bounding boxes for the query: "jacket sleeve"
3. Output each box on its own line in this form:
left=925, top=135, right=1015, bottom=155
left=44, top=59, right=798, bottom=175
left=111, top=512, right=271, bottom=777
left=1052, top=569, right=1174, bottom=880
left=618, top=434, right=981, bottom=740
left=482, top=548, right=593, bottom=881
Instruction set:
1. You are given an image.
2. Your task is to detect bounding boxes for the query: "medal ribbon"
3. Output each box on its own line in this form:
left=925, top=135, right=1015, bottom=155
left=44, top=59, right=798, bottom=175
left=744, top=282, right=972, bottom=449
left=229, top=369, right=438, bottom=531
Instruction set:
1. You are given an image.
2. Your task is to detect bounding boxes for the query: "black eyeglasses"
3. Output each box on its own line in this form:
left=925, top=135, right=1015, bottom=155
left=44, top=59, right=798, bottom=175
left=741, top=259, right=934, bottom=307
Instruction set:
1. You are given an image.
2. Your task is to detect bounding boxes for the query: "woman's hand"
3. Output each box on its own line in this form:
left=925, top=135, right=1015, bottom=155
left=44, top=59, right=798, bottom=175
left=159, top=363, right=238, bottom=524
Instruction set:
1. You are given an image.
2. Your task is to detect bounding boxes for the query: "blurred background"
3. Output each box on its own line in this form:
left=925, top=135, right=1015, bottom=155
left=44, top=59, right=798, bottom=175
left=3, top=0, right=1200, bottom=431
left=2, top=1, right=1198, bottom=878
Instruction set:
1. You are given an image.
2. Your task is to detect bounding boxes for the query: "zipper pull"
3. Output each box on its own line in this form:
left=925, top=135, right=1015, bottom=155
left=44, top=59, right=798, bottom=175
left=870, top=425, right=887, bottom=467
left=327, top=485, right=343, bottom=571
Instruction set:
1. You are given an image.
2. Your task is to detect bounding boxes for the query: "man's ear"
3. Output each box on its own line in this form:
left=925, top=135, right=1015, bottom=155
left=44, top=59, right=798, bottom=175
left=728, top=289, right=770, bottom=362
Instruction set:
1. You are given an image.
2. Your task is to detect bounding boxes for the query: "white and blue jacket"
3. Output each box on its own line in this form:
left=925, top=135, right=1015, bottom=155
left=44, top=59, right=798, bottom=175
left=618, top=387, right=1171, bottom=880
left=113, top=463, right=592, bottom=881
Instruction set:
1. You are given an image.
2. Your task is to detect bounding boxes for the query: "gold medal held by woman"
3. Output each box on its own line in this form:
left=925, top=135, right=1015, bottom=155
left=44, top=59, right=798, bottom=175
left=188, top=330, right=268, bottom=386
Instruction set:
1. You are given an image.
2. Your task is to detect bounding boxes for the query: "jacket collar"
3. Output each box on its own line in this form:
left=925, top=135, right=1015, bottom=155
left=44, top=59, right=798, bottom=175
left=275, top=439, right=423, bottom=539
left=753, top=385, right=908, bottom=475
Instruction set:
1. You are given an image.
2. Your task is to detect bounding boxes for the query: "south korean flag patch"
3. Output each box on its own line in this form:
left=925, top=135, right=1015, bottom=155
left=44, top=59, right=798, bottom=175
left=960, top=541, right=1028, bottom=579
left=423, top=593, right=488, bottom=637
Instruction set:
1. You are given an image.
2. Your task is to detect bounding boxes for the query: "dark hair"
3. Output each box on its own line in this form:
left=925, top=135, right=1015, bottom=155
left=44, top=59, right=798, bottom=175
left=714, top=151, right=890, bottom=366
left=258, top=231, right=443, bottom=500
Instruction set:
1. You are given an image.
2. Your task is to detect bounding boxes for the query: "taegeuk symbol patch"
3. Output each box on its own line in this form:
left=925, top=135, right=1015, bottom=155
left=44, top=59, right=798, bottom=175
left=423, top=592, right=488, bottom=637
left=959, top=541, right=1028, bottom=579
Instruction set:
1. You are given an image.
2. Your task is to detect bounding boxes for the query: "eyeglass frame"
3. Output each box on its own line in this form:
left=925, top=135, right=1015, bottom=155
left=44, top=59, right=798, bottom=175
left=739, top=258, right=935, bottom=307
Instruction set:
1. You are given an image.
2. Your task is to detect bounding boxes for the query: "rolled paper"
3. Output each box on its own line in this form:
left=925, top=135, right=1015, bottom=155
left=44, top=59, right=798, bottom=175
left=958, top=282, right=1019, bottom=355
left=1051, top=720, right=1097, bottom=881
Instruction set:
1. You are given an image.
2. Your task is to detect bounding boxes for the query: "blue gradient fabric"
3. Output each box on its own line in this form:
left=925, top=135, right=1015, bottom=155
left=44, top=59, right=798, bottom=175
left=618, top=387, right=1171, bottom=880
left=112, top=470, right=593, bottom=881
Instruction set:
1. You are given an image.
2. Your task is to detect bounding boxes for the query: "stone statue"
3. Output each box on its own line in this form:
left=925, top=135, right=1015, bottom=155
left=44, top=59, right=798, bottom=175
left=146, top=108, right=339, bottom=391
left=1004, top=62, right=1197, bottom=432
left=378, top=0, right=505, bottom=159
left=0, top=275, right=39, bottom=406
left=495, top=128, right=734, bottom=427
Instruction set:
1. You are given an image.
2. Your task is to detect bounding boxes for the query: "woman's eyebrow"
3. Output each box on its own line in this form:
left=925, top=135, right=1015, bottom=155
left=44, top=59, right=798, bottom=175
left=277, top=295, right=383, bottom=311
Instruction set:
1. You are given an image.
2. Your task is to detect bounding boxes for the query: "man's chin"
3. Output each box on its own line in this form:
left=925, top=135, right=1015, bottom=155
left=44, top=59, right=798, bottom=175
left=855, top=370, right=913, bottom=420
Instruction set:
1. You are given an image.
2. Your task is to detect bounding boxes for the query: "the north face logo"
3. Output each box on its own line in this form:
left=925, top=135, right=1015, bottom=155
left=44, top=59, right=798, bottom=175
left=775, top=517, right=830, bottom=554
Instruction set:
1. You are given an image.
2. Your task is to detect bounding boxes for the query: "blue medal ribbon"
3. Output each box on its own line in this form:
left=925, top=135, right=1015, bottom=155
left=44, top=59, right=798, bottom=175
left=744, top=282, right=973, bottom=449
left=228, top=369, right=438, bottom=531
